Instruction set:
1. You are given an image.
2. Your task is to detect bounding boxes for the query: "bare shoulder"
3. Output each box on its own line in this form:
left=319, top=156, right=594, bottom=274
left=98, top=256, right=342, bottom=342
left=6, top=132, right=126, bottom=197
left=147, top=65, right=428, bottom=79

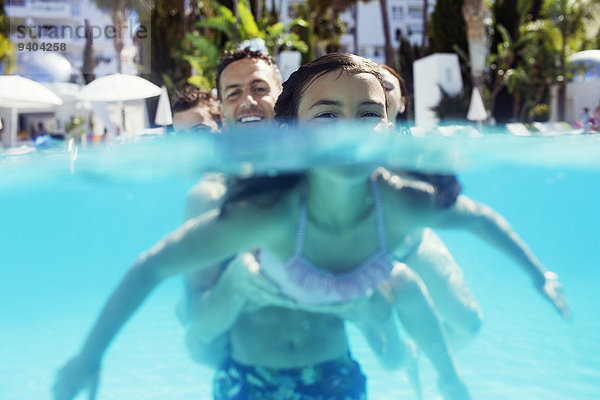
left=216, top=184, right=298, bottom=241
left=374, top=168, right=453, bottom=235
left=185, top=173, right=228, bottom=219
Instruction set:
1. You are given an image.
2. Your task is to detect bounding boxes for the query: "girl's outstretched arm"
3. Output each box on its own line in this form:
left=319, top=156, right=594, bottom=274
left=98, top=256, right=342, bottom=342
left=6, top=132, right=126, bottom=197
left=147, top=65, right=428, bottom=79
left=53, top=205, right=272, bottom=400
left=53, top=258, right=160, bottom=400
left=436, top=195, right=570, bottom=318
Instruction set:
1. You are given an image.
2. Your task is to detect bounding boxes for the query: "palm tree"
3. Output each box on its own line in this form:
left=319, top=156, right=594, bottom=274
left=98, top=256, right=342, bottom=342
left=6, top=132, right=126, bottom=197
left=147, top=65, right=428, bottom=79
left=90, top=0, right=150, bottom=73
left=184, top=0, right=308, bottom=89
left=0, top=1, right=14, bottom=74
left=327, top=0, right=394, bottom=64
left=488, top=23, right=553, bottom=121
left=462, top=0, right=486, bottom=94
left=541, top=0, right=599, bottom=121
left=379, top=0, right=394, bottom=67
left=422, top=0, right=428, bottom=53
left=284, top=0, right=343, bottom=56
left=324, top=0, right=368, bottom=54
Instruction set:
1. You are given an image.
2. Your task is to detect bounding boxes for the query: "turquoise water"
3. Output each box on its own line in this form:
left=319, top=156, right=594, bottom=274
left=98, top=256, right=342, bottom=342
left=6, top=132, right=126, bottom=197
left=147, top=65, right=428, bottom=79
left=1, top=131, right=599, bottom=399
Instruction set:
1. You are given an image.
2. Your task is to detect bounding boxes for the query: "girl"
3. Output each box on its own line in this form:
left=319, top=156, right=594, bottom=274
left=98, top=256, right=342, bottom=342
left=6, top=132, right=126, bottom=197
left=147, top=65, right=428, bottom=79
left=54, top=54, right=566, bottom=400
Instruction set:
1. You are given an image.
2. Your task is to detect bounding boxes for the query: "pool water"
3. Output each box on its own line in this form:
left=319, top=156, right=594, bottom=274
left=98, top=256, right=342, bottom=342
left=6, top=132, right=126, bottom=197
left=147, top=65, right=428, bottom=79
left=1, top=132, right=599, bottom=399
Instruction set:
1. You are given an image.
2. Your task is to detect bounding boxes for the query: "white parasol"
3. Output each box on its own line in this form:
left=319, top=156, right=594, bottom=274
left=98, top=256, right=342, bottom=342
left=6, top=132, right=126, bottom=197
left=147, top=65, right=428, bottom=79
left=77, top=73, right=161, bottom=134
left=466, top=87, right=487, bottom=122
left=0, top=75, right=63, bottom=108
left=0, top=75, right=64, bottom=147
left=78, top=73, right=161, bottom=102
left=154, top=85, right=173, bottom=127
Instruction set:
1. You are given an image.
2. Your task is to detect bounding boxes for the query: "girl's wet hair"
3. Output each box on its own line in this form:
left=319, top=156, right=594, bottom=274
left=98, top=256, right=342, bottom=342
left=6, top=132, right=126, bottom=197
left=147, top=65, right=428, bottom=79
left=220, top=174, right=303, bottom=217
left=274, top=53, right=385, bottom=125
left=402, top=171, right=462, bottom=208
left=220, top=169, right=461, bottom=217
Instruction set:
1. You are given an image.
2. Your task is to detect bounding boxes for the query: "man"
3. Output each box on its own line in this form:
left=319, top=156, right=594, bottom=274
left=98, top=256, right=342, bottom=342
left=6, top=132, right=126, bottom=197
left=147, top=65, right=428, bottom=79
left=177, top=48, right=287, bottom=368
left=171, top=84, right=222, bottom=133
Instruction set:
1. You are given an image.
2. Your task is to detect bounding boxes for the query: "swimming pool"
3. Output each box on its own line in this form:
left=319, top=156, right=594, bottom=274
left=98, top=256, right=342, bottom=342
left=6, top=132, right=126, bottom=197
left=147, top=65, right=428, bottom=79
left=1, top=130, right=599, bottom=399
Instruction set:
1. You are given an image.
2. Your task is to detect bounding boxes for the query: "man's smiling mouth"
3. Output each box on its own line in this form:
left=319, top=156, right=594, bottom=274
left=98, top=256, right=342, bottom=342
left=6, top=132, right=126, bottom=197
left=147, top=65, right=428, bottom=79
left=238, top=116, right=264, bottom=124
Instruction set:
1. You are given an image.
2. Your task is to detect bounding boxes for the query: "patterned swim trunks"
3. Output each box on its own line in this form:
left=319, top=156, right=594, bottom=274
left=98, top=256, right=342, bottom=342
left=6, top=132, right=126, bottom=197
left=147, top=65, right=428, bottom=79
left=212, top=354, right=367, bottom=400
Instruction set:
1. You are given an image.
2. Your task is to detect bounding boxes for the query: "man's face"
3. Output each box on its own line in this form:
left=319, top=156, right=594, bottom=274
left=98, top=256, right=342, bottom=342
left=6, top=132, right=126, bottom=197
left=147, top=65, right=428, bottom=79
left=219, top=58, right=281, bottom=127
left=173, top=104, right=220, bottom=133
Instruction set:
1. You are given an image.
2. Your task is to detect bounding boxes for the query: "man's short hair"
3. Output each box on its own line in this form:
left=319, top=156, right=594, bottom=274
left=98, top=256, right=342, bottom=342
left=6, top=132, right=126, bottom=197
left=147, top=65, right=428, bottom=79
left=172, top=84, right=223, bottom=127
left=215, top=48, right=282, bottom=100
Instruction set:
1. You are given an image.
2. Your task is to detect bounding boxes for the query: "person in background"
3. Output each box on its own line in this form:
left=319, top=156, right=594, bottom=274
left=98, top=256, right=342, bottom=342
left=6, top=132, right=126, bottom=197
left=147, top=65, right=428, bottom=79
left=0, top=118, right=4, bottom=149
left=380, top=64, right=408, bottom=126
left=592, top=100, right=600, bottom=130
left=379, top=63, right=488, bottom=350
left=172, top=84, right=223, bottom=133
left=582, top=107, right=592, bottom=134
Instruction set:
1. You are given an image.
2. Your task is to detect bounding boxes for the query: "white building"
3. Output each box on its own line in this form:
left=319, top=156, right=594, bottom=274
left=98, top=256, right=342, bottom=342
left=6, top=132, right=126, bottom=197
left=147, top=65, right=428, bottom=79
left=551, top=50, right=600, bottom=124
left=5, top=0, right=139, bottom=76
left=278, top=0, right=434, bottom=64
left=342, top=0, right=433, bottom=63
left=2, top=1, right=151, bottom=147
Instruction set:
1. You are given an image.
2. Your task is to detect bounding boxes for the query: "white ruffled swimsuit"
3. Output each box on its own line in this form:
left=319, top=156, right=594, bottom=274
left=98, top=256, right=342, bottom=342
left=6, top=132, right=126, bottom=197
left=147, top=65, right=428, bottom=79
left=259, top=177, right=412, bottom=305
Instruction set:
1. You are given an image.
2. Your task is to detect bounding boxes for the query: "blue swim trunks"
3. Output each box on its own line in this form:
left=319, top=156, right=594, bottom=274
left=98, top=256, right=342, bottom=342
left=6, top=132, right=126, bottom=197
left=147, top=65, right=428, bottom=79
left=212, top=354, right=367, bottom=400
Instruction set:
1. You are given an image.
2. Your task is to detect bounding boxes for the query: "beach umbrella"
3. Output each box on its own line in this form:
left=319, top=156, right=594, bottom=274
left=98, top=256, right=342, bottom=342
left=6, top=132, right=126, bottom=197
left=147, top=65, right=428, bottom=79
left=154, top=85, right=173, bottom=127
left=78, top=73, right=161, bottom=133
left=78, top=73, right=161, bottom=102
left=0, top=75, right=64, bottom=147
left=466, top=87, right=487, bottom=122
left=0, top=75, right=63, bottom=108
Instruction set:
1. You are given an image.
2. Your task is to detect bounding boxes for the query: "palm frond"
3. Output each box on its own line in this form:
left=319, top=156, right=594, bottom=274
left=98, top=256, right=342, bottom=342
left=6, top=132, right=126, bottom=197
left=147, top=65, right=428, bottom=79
left=237, top=0, right=260, bottom=39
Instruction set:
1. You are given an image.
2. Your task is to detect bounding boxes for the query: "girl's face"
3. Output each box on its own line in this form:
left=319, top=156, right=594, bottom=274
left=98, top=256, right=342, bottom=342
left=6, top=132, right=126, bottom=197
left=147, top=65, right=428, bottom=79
left=297, top=70, right=388, bottom=181
left=297, top=71, right=388, bottom=130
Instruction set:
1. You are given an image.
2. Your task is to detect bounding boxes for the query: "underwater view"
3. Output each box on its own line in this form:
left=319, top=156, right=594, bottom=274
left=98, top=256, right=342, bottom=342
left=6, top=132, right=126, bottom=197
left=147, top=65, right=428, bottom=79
left=1, top=129, right=600, bottom=400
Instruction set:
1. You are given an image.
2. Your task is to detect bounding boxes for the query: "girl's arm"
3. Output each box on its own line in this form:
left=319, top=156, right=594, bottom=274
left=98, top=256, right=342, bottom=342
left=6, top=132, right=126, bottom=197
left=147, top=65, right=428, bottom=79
left=53, top=259, right=160, bottom=400
left=53, top=205, right=271, bottom=400
left=433, top=195, right=570, bottom=318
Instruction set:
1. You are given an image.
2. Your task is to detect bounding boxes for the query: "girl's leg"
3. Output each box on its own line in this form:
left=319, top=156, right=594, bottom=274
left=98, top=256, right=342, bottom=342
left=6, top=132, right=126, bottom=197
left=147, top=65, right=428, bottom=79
left=385, top=262, right=471, bottom=400
left=402, top=229, right=483, bottom=349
